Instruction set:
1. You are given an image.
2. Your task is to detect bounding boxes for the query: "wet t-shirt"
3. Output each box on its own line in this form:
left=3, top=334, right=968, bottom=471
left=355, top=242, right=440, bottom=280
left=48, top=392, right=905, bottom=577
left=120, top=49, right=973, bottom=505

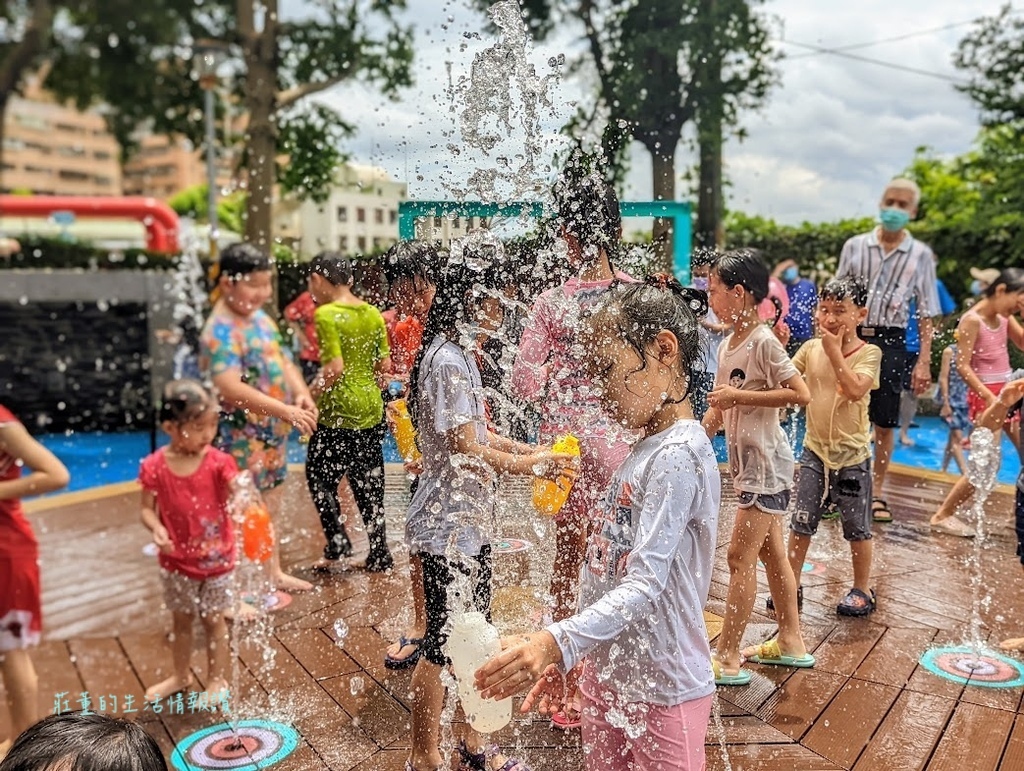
left=405, top=336, right=494, bottom=558
left=793, top=339, right=880, bottom=470
left=200, top=304, right=293, bottom=446
left=138, top=447, right=238, bottom=580
left=315, top=301, right=390, bottom=430
left=717, top=324, right=799, bottom=495
left=546, top=420, right=720, bottom=706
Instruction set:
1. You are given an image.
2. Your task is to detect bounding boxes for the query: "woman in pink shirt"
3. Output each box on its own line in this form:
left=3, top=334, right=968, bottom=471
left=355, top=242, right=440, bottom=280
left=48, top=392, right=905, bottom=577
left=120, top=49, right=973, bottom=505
left=931, top=268, right=1024, bottom=537
left=512, top=175, right=636, bottom=728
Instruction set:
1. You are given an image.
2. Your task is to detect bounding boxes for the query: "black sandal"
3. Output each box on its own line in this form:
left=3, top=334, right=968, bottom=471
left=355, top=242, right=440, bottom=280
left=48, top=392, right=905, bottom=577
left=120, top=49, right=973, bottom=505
left=766, top=586, right=803, bottom=614
left=837, top=587, right=876, bottom=617
left=871, top=498, right=893, bottom=523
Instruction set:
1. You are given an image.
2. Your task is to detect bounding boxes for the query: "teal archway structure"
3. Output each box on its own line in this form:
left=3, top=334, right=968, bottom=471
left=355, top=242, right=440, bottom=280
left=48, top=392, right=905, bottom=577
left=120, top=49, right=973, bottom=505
left=397, top=200, right=693, bottom=283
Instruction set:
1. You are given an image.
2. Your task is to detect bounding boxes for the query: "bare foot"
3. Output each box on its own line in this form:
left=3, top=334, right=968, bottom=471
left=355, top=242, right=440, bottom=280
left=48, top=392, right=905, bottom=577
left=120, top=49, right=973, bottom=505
left=999, top=637, right=1024, bottom=652
left=225, top=600, right=261, bottom=623
left=274, top=572, right=313, bottom=593
left=899, top=434, right=915, bottom=447
left=145, top=674, right=194, bottom=702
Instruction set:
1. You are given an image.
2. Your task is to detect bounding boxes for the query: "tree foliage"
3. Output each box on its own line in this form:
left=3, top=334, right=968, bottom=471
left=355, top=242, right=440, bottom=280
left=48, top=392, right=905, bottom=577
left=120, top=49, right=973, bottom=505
left=5, top=0, right=413, bottom=249
left=954, top=4, right=1024, bottom=125
left=482, top=0, right=777, bottom=269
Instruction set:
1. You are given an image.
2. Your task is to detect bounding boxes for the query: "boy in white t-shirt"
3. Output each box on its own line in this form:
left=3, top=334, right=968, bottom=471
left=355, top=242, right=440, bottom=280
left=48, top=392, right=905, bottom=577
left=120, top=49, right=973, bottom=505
left=786, top=277, right=881, bottom=616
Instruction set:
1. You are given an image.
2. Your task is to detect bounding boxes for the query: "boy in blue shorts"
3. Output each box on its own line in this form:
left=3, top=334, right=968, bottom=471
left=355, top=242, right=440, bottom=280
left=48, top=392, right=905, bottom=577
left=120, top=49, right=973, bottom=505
left=785, top=277, right=882, bottom=616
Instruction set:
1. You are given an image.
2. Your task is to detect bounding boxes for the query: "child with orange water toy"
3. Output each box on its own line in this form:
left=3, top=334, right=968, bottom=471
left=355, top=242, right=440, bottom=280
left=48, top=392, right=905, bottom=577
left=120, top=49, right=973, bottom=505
left=200, top=243, right=318, bottom=594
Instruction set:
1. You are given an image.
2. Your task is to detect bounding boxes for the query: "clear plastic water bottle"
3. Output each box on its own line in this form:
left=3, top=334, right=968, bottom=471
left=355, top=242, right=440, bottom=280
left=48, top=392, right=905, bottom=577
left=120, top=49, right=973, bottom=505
left=445, top=611, right=512, bottom=733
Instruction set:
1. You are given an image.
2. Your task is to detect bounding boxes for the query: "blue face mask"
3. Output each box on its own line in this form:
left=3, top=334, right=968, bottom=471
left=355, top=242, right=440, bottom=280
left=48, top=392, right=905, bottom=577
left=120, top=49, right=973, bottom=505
left=879, top=207, right=911, bottom=232
left=781, top=266, right=799, bottom=284
left=692, top=276, right=709, bottom=291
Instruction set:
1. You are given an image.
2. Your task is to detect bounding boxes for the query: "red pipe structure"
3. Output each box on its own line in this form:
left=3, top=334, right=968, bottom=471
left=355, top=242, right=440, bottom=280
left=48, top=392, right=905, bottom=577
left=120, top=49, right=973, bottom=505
left=0, top=195, right=180, bottom=253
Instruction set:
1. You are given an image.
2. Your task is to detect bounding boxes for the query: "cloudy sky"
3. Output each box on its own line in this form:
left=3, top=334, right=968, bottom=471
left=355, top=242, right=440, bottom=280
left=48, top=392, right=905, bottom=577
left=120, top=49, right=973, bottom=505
left=311, top=0, right=1008, bottom=225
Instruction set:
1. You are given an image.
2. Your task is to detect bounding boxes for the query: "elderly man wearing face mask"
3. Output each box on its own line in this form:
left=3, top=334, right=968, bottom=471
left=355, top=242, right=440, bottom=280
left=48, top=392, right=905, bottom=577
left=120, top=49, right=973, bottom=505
left=835, top=178, right=942, bottom=525
left=773, top=259, right=818, bottom=357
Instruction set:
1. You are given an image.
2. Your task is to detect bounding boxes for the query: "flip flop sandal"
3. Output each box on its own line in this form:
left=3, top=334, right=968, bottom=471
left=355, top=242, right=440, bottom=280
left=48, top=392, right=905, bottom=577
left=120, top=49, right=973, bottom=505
left=766, top=586, right=802, bottom=614
left=384, top=636, right=423, bottom=670
left=871, top=498, right=893, bottom=523
left=837, top=587, right=876, bottom=617
left=821, top=502, right=841, bottom=520
left=745, top=639, right=816, bottom=668
left=550, top=709, right=582, bottom=730
left=712, top=658, right=752, bottom=686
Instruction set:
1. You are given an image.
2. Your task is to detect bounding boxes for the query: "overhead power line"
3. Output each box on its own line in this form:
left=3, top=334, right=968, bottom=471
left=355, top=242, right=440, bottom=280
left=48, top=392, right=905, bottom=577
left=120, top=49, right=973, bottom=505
left=782, top=40, right=967, bottom=83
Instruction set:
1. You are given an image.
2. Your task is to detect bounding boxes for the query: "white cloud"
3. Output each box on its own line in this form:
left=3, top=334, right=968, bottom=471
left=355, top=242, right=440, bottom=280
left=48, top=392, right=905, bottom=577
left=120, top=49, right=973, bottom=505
left=310, top=0, right=1007, bottom=225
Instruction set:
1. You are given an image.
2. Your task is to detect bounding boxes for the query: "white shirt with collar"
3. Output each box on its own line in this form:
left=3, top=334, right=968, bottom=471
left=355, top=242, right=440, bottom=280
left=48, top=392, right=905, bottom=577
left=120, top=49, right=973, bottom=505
left=836, top=228, right=942, bottom=329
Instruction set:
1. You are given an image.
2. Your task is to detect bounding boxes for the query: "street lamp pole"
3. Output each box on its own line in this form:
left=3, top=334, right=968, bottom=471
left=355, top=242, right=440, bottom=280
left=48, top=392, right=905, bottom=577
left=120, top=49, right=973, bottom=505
left=204, top=86, right=217, bottom=259
left=193, top=40, right=225, bottom=259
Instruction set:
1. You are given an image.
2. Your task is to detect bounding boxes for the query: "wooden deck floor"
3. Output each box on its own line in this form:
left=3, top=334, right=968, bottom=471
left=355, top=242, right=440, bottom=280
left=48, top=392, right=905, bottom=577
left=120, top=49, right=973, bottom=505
left=12, top=464, right=1024, bottom=770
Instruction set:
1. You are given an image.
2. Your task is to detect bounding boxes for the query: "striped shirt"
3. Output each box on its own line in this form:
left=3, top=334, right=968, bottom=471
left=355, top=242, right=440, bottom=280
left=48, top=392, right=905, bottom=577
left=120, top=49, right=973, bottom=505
left=836, top=229, right=941, bottom=328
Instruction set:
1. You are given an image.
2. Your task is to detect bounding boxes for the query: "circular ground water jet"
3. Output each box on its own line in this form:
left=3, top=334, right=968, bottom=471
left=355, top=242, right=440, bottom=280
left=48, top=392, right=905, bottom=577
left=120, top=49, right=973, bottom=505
left=919, top=646, right=1024, bottom=688
left=171, top=719, right=299, bottom=770
left=241, top=590, right=292, bottom=613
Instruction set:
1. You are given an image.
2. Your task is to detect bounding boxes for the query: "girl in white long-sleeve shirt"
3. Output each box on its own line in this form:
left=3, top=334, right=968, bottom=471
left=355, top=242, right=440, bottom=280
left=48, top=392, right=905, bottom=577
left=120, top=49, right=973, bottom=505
left=475, top=275, right=720, bottom=771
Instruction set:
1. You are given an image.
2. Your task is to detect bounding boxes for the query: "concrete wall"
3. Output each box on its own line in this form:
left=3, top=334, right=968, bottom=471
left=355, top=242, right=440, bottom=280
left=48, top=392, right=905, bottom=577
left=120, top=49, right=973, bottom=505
left=0, top=269, right=178, bottom=432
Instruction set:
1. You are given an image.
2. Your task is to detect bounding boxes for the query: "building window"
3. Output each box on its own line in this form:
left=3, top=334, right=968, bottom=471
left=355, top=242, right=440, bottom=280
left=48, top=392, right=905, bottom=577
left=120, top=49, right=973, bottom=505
left=94, top=151, right=112, bottom=160
left=336, top=206, right=348, bottom=223
left=468, top=217, right=476, bottom=229
left=339, top=236, right=349, bottom=252
left=434, top=216, right=442, bottom=227
left=452, top=216, right=460, bottom=229
left=357, top=236, right=367, bottom=252
left=374, top=209, right=384, bottom=224
left=357, top=207, right=366, bottom=223
left=389, top=210, right=397, bottom=224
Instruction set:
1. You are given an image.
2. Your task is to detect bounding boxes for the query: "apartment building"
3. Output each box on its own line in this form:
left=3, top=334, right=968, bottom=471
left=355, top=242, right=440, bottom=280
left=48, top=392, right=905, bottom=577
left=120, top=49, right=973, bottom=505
left=1, top=87, right=121, bottom=196
left=123, top=133, right=237, bottom=200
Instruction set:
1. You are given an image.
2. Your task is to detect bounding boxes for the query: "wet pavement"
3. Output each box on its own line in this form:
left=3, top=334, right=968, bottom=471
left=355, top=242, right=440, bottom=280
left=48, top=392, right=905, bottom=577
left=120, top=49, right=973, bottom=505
left=15, top=463, right=1024, bottom=770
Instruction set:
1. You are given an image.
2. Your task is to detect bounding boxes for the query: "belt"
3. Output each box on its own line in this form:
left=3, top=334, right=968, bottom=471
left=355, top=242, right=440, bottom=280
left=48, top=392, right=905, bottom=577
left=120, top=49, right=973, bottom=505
left=858, top=326, right=905, bottom=344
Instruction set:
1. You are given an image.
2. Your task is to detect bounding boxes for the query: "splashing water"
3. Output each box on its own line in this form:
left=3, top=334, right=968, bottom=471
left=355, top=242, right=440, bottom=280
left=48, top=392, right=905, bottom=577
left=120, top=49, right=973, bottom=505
left=965, top=427, right=1000, bottom=652
left=711, top=694, right=734, bottom=771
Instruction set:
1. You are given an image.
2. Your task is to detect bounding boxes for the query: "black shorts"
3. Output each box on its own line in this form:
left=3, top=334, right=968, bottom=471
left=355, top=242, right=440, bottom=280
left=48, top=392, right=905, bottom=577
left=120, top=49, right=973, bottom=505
left=859, top=327, right=909, bottom=429
left=790, top=449, right=872, bottom=542
left=419, top=547, right=493, bottom=666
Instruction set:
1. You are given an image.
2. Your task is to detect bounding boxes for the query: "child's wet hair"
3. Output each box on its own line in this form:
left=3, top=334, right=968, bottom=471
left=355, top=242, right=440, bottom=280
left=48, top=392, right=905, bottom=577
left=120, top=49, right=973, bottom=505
left=407, top=235, right=508, bottom=430
left=309, top=251, right=353, bottom=286
left=216, top=242, right=272, bottom=282
left=589, top=273, right=708, bottom=403
left=553, top=172, right=622, bottom=258
left=711, top=249, right=784, bottom=326
left=984, top=267, right=1024, bottom=298
left=158, top=379, right=213, bottom=424
left=820, top=276, right=868, bottom=308
left=0, top=710, right=168, bottom=771
left=381, top=241, right=439, bottom=288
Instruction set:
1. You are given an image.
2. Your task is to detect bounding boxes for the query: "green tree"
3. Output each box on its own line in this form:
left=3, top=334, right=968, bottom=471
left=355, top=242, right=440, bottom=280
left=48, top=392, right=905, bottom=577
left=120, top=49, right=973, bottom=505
left=954, top=4, right=1024, bottom=125
left=40, top=0, right=413, bottom=251
left=485, top=0, right=777, bottom=270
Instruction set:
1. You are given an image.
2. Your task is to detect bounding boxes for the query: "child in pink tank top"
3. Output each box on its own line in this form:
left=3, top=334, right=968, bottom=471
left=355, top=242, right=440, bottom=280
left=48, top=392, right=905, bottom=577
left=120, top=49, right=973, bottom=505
left=931, top=268, right=1024, bottom=537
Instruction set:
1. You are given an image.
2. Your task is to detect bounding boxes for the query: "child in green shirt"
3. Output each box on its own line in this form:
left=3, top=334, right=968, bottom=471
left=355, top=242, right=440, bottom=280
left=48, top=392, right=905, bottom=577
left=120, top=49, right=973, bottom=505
left=306, top=252, right=394, bottom=571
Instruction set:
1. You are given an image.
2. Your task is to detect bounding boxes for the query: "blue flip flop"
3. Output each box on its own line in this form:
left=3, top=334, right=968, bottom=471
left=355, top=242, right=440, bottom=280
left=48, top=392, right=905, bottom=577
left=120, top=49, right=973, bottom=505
left=384, top=636, right=423, bottom=670
left=745, top=639, right=816, bottom=668
left=712, top=658, right=752, bottom=686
